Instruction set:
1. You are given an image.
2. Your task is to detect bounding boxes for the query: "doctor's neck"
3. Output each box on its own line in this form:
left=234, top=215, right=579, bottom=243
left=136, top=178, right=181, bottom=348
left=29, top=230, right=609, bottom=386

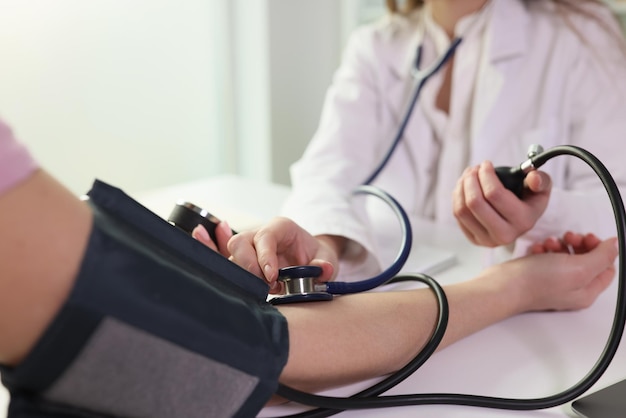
left=426, top=0, right=490, bottom=38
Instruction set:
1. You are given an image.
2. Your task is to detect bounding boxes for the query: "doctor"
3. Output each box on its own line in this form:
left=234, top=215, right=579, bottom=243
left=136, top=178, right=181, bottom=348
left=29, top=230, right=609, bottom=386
left=255, top=0, right=626, bottom=282
left=201, top=0, right=626, bottom=289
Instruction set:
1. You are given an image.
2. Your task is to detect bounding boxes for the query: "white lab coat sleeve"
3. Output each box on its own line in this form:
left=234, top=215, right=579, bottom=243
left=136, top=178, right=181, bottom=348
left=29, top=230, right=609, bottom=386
left=512, top=9, right=626, bottom=257
left=280, top=25, right=390, bottom=280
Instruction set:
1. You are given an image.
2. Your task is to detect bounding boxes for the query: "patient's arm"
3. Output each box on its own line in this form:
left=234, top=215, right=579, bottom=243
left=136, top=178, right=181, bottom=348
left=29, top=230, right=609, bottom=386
left=0, top=169, right=92, bottom=365
left=273, top=233, right=617, bottom=395
left=0, top=171, right=617, bottom=405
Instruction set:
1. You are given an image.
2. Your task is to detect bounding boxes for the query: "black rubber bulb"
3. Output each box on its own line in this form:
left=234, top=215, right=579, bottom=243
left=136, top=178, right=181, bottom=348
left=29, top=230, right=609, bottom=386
left=495, top=165, right=526, bottom=199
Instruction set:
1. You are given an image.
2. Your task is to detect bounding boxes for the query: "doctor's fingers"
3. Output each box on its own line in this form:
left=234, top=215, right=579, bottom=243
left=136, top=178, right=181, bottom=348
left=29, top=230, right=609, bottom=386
left=475, top=161, right=540, bottom=240
left=529, top=232, right=602, bottom=255
left=229, top=218, right=315, bottom=284
left=454, top=164, right=519, bottom=246
left=192, top=224, right=218, bottom=252
left=227, top=230, right=271, bottom=282
left=563, top=232, right=603, bottom=254
left=452, top=167, right=497, bottom=246
left=523, top=170, right=552, bottom=194
left=479, top=163, right=550, bottom=224
left=192, top=222, right=233, bottom=257
left=519, top=238, right=617, bottom=312
left=517, top=170, right=551, bottom=221
left=560, top=239, right=617, bottom=310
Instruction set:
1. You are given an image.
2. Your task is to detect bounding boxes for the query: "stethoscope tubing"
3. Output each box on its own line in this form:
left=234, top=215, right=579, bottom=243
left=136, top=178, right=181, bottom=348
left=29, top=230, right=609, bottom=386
left=325, top=185, right=413, bottom=294
left=323, top=38, right=462, bottom=294
left=363, top=37, right=462, bottom=186
left=271, top=37, right=463, bottom=301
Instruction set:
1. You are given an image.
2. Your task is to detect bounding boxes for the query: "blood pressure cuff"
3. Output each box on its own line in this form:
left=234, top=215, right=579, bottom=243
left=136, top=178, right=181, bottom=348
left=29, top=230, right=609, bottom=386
left=0, top=180, right=289, bottom=418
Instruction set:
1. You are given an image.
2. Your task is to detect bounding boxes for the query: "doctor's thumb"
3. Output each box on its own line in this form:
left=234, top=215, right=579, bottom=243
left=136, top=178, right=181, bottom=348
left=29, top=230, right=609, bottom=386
left=305, top=259, right=336, bottom=283
left=524, top=170, right=552, bottom=194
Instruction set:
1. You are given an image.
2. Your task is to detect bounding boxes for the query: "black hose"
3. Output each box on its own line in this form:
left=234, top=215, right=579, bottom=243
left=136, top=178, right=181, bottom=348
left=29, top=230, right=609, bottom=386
left=275, top=273, right=448, bottom=418
left=272, top=145, right=626, bottom=415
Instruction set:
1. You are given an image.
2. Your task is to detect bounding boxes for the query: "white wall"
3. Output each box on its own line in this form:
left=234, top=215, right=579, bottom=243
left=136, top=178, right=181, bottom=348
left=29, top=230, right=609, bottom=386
left=266, top=0, right=343, bottom=184
left=1, top=1, right=624, bottom=195
left=0, top=0, right=231, bottom=196
left=259, top=0, right=386, bottom=185
left=231, top=0, right=345, bottom=185
left=0, top=1, right=380, bottom=194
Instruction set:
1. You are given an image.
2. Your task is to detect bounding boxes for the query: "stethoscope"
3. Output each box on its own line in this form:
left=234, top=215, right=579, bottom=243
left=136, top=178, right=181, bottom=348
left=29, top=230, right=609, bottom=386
left=363, top=36, right=462, bottom=185
left=264, top=5, right=626, bottom=410
left=270, top=37, right=464, bottom=304
left=168, top=144, right=626, bottom=415
left=164, top=16, right=626, bottom=415
left=167, top=37, right=463, bottom=305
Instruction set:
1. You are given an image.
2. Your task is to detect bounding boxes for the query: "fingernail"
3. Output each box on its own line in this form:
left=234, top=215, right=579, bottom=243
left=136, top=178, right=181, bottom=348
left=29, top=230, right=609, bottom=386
left=220, top=220, right=232, bottom=236
left=193, top=225, right=210, bottom=242
left=264, top=264, right=273, bottom=278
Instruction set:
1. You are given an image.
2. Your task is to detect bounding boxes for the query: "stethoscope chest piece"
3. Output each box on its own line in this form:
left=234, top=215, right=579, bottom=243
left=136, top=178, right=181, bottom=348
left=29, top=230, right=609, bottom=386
left=270, top=265, right=333, bottom=305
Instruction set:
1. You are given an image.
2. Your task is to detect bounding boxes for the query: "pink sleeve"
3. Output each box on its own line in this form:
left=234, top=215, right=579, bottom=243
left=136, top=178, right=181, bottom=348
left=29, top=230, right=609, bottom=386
left=0, top=119, right=38, bottom=195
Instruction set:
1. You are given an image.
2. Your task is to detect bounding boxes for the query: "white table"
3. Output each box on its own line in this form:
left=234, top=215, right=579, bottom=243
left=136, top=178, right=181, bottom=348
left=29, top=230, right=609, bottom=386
left=2, top=175, right=624, bottom=418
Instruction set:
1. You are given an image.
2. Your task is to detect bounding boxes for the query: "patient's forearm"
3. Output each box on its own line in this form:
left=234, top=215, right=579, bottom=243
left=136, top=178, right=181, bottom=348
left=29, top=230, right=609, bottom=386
left=275, top=235, right=617, bottom=397
left=276, top=271, right=519, bottom=393
left=0, top=170, right=92, bottom=365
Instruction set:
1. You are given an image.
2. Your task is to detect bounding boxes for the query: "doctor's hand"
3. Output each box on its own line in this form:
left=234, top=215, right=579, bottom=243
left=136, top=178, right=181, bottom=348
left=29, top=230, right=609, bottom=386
left=191, top=221, right=234, bottom=258
left=452, top=161, right=552, bottom=248
left=528, top=231, right=604, bottom=255
left=227, top=217, right=338, bottom=294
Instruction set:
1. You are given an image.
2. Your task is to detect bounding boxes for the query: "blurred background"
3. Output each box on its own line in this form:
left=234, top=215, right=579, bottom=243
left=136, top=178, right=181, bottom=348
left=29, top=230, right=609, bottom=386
left=0, top=0, right=625, bottom=196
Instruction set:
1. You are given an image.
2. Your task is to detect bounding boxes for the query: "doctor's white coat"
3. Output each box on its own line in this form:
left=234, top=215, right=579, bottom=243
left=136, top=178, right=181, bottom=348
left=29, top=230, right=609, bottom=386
left=281, top=0, right=626, bottom=278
